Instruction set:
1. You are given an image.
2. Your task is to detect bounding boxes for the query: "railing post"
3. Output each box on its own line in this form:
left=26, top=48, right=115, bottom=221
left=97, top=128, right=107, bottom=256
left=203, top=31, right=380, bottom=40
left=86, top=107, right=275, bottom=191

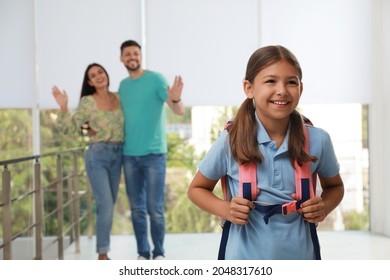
left=86, top=175, right=93, bottom=239
left=0, top=147, right=89, bottom=260
left=67, top=168, right=75, bottom=244
left=2, top=165, right=12, bottom=260
left=34, top=159, right=43, bottom=260
left=73, top=152, right=81, bottom=253
left=56, top=155, right=64, bottom=260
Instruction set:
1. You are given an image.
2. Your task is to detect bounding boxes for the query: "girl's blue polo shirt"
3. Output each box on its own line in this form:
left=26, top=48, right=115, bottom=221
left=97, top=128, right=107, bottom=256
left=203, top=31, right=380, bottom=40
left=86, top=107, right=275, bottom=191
left=198, top=114, right=340, bottom=260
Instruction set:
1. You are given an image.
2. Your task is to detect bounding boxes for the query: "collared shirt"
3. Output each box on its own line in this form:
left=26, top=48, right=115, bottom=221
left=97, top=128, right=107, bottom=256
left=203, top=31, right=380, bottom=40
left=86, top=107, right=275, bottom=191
left=198, top=113, right=340, bottom=259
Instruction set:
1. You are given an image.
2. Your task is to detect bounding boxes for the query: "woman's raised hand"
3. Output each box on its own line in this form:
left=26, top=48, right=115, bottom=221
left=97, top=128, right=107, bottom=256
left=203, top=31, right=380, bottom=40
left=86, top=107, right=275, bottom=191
left=52, top=85, right=69, bottom=112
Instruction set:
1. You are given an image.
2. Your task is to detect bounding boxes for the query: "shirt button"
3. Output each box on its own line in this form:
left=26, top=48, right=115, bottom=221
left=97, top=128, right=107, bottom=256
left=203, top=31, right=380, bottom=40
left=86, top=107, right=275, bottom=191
left=274, top=170, right=280, bottom=176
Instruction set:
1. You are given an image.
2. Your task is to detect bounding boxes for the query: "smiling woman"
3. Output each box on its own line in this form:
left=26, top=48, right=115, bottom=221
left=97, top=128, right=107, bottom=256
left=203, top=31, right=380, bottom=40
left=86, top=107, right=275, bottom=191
left=52, top=63, right=124, bottom=260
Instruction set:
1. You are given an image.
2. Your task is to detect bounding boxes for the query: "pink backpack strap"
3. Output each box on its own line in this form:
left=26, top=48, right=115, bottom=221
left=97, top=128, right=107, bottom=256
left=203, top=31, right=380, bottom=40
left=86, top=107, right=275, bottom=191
left=238, top=162, right=257, bottom=201
left=221, top=118, right=267, bottom=202
left=224, top=120, right=233, bottom=129
left=293, top=124, right=315, bottom=201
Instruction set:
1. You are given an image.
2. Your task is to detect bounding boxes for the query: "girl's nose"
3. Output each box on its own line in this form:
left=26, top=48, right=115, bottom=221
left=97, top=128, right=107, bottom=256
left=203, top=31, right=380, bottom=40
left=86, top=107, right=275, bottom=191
left=276, top=82, right=288, bottom=95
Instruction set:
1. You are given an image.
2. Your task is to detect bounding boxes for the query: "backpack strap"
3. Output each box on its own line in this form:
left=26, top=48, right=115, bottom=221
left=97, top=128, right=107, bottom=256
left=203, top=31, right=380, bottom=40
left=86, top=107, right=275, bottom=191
left=221, top=119, right=315, bottom=206
left=258, top=124, right=315, bottom=222
left=219, top=162, right=258, bottom=260
left=294, top=124, right=315, bottom=203
left=238, top=162, right=257, bottom=200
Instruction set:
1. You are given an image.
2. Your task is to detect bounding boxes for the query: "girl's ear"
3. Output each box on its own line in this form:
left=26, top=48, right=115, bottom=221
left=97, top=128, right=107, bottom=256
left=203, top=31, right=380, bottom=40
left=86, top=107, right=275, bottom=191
left=243, top=80, right=254, bottom=99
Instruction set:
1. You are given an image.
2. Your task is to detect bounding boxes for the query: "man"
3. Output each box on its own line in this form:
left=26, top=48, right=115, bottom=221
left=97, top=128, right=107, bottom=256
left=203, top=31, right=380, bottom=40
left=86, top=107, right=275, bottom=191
left=119, top=40, right=184, bottom=260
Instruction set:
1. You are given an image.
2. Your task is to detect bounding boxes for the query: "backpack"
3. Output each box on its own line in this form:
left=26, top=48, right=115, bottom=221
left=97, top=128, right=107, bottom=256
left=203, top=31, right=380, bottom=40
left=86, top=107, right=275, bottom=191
left=218, top=117, right=321, bottom=260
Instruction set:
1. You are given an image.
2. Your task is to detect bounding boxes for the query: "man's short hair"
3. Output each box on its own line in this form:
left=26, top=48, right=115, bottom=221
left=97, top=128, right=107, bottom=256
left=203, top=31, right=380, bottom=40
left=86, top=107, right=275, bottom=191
left=120, top=40, right=141, bottom=53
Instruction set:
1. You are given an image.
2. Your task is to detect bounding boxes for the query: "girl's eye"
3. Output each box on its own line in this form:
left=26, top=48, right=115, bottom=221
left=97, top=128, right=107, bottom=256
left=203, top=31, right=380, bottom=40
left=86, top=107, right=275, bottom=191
left=288, top=80, right=298, bottom=85
left=265, top=79, right=275, bottom=84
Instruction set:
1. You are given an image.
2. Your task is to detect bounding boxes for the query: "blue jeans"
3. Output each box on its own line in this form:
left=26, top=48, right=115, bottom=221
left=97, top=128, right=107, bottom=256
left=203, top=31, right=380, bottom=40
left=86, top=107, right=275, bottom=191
left=85, top=142, right=123, bottom=254
left=123, top=153, right=166, bottom=259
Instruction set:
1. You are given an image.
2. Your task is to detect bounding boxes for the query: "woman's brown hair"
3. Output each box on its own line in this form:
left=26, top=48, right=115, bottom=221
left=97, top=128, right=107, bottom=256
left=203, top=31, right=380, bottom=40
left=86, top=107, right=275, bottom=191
left=227, top=45, right=317, bottom=167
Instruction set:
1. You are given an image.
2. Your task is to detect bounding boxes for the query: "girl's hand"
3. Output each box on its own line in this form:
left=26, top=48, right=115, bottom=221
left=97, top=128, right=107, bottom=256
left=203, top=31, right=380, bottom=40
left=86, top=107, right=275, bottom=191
left=227, top=196, right=255, bottom=225
left=299, top=196, right=326, bottom=223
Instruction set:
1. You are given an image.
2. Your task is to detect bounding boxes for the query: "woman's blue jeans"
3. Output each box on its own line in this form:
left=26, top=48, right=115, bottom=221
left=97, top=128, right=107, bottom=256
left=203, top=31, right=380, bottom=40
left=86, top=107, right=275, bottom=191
left=123, top=153, right=166, bottom=259
left=85, top=142, right=123, bottom=254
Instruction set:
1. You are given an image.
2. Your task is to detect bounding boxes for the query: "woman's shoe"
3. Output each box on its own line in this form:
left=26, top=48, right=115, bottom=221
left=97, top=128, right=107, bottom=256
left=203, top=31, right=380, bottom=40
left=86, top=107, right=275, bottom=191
left=98, top=254, right=110, bottom=260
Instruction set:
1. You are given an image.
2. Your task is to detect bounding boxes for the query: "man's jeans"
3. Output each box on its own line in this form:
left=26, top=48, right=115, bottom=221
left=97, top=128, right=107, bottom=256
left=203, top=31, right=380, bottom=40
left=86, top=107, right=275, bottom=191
left=85, top=142, right=123, bottom=254
left=123, top=153, right=166, bottom=259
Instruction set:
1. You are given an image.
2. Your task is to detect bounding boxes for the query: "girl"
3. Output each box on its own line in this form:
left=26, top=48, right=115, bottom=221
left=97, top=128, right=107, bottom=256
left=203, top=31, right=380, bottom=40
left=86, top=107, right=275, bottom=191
left=188, top=45, right=344, bottom=260
left=52, top=63, right=124, bottom=260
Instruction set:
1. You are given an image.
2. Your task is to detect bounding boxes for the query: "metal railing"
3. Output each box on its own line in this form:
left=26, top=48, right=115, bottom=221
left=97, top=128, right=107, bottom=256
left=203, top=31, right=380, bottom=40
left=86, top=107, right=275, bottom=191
left=0, top=148, right=93, bottom=260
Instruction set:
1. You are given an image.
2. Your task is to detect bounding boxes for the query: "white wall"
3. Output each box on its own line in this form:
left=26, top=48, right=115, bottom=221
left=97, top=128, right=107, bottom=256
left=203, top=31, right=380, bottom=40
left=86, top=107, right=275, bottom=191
left=369, top=0, right=390, bottom=237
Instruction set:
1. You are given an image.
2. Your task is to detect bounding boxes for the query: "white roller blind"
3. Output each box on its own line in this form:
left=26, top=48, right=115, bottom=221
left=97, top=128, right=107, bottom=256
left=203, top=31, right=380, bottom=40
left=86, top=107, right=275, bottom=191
left=0, top=0, right=36, bottom=109
left=0, top=0, right=373, bottom=109
left=145, top=0, right=259, bottom=106
left=35, top=0, right=142, bottom=109
left=260, top=0, right=372, bottom=104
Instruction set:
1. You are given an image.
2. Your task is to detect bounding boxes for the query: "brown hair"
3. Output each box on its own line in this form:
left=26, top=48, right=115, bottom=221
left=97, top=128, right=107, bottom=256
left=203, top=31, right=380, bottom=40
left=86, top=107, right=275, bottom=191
left=227, top=45, right=317, bottom=166
left=120, top=40, right=141, bottom=53
left=80, top=63, right=110, bottom=98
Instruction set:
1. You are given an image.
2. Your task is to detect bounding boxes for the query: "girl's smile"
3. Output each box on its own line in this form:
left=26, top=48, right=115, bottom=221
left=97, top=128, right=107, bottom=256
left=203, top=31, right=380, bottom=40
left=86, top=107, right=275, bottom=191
left=244, top=60, right=303, bottom=127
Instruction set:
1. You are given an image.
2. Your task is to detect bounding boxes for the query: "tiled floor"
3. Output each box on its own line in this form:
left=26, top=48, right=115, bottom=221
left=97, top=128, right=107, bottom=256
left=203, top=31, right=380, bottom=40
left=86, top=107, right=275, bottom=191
left=64, top=231, right=390, bottom=260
